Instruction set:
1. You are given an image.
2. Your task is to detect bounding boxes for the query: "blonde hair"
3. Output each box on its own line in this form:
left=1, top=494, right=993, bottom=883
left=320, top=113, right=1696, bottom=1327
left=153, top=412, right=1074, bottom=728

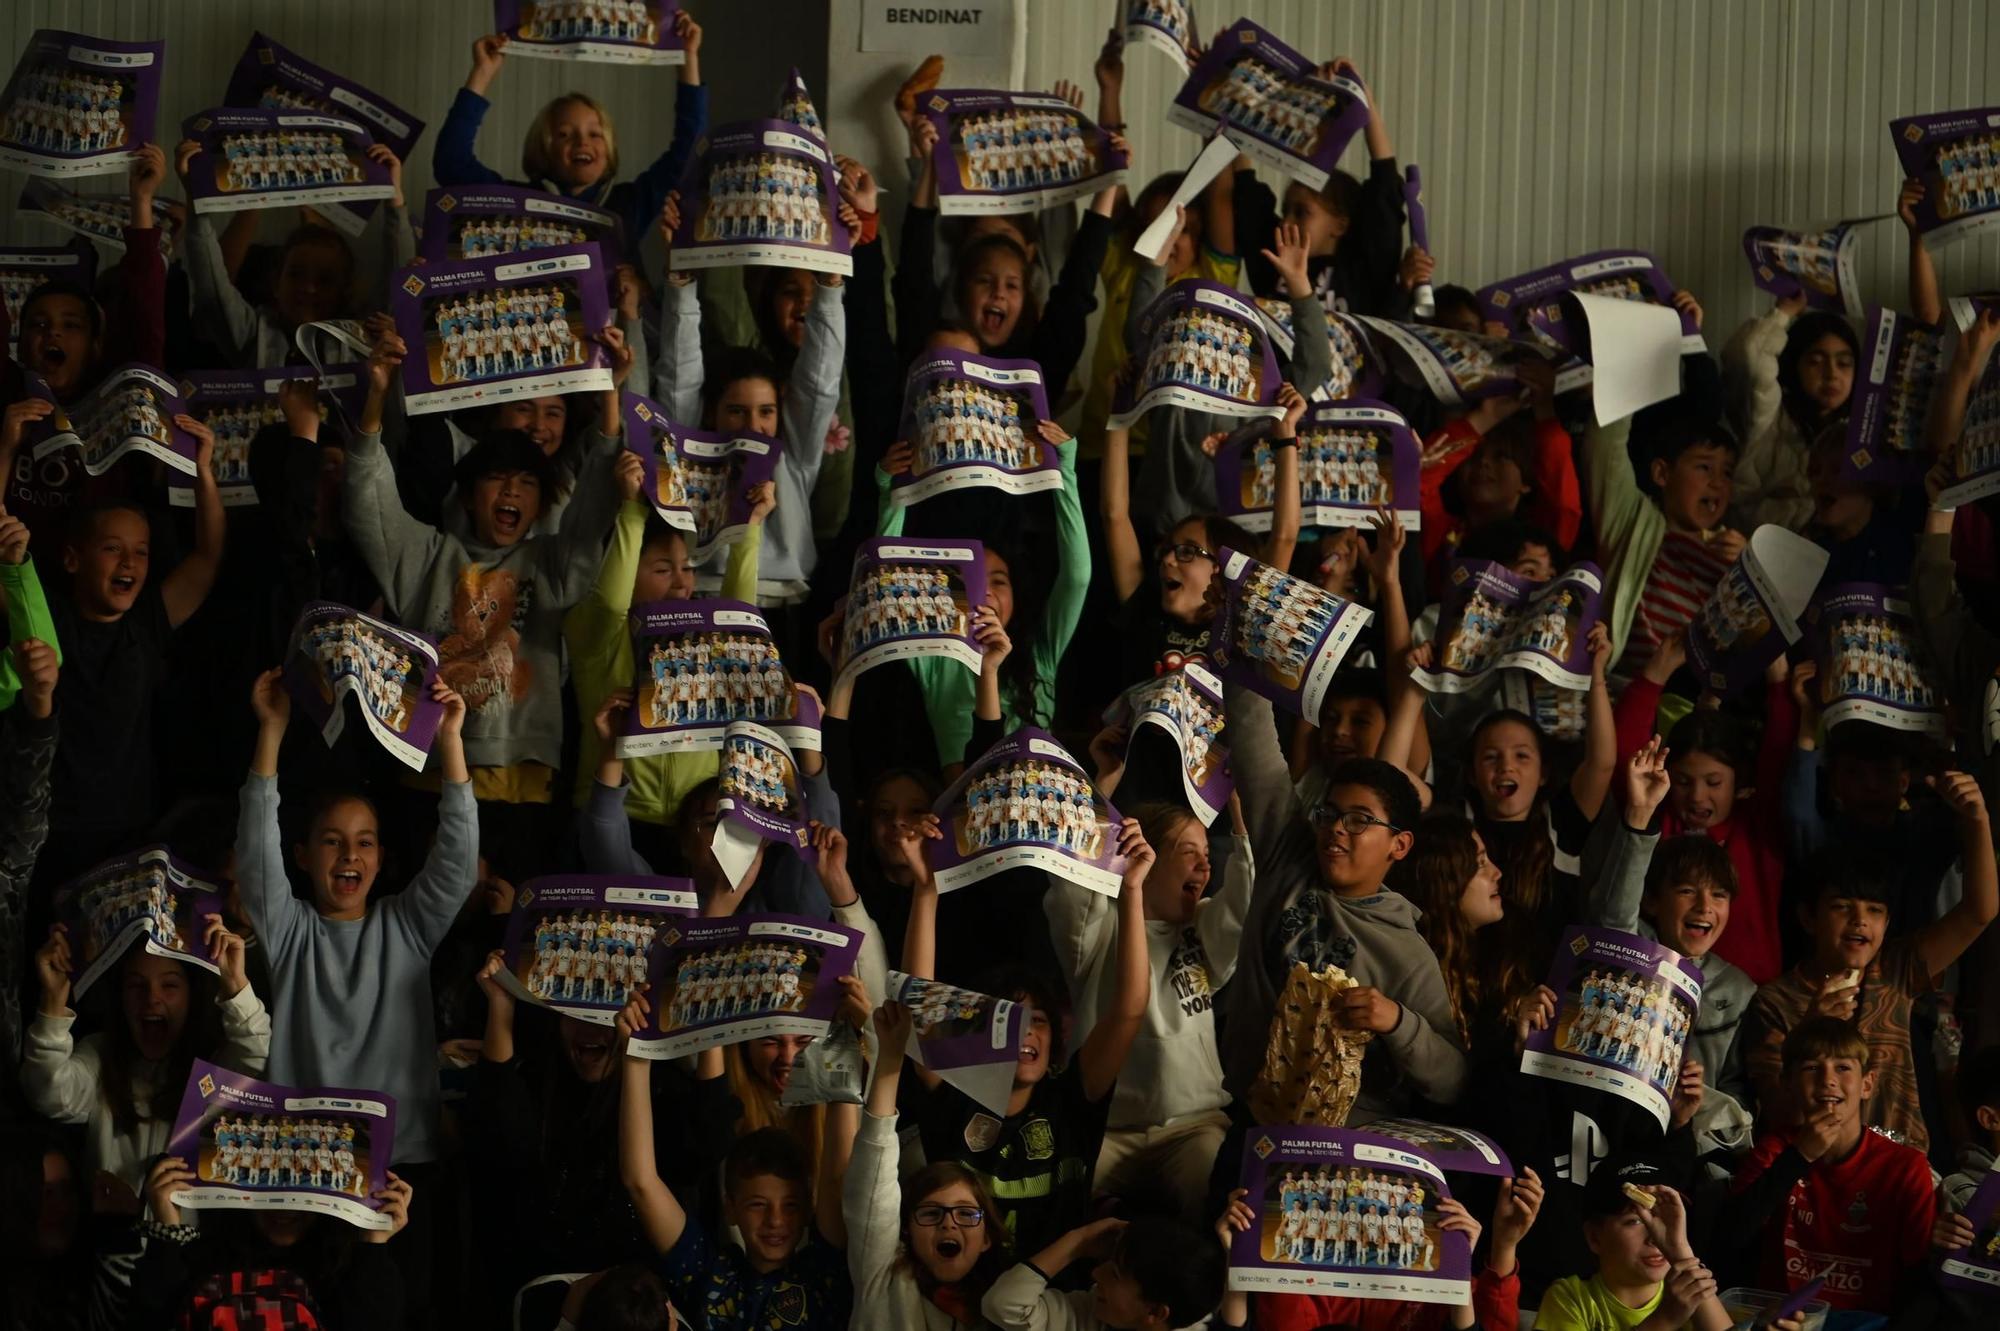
left=522, top=93, right=618, bottom=184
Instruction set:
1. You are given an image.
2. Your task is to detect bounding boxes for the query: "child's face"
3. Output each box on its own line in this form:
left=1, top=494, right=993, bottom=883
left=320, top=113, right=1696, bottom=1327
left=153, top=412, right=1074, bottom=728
left=19, top=292, right=97, bottom=398
left=961, top=250, right=1027, bottom=348
left=868, top=775, right=931, bottom=882
left=1509, top=543, right=1556, bottom=583
left=1157, top=518, right=1216, bottom=624
left=633, top=531, right=696, bottom=604
left=1809, top=449, right=1872, bottom=541
left=1317, top=695, right=1386, bottom=766
left=1458, top=830, right=1505, bottom=929
left=1458, top=445, right=1529, bottom=515
left=558, top=1015, right=618, bottom=1083
left=1796, top=332, right=1855, bottom=415
left=1141, top=816, right=1210, bottom=925
left=1807, top=893, right=1888, bottom=973
left=466, top=469, right=544, bottom=546
left=1314, top=783, right=1413, bottom=891
left=1668, top=751, right=1738, bottom=831
left=63, top=508, right=150, bottom=620
left=1649, top=443, right=1735, bottom=533
left=907, top=1179, right=992, bottom=1283
left=492, top=396, right=569, bottom=455
left=714, top=376, right=781, bottom=436
left=1828, top=753, right=1908, bottom=826
left=1789, top=1051, right=1874, bottom=1130
left=1012, top=1002, right=1053, bottom=1087
left=743, top=1033, right=813, bottom=1096
left=983, top=549, right=1013, bottom=628
left=1472, top=718, right=1543, bottom=820
left=297, top=797, right=381, bottom=921
left=1585, top=1208, right=1671, bottom=1289
left=768, top=269, right=816, bottom=350
left=547, top=102, right=610, bottom=188
left=1281, top=182, right=1346, bottom=255
left=1088, top=1256, right=1160, bottom=1330
left=121, top=952, right=190, bottom=1063
left=1645, top=878, right=1731, bottom=959
left=273, top=238, right=352, bottom=331
left=725, top=1171, right=809, bottom=1270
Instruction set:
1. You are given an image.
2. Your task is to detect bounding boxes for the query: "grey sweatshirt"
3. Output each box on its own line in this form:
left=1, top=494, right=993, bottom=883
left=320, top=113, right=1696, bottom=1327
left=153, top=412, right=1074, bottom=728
left=1220, top=684, right=1470, bottom=1119
left=652, top=277, right=846, bottom=602
left=343, top=423, right=621, bottom=771
left=236, top=772, right=478, bottom=1164
left=1125, top=262, right=1335, bottom=540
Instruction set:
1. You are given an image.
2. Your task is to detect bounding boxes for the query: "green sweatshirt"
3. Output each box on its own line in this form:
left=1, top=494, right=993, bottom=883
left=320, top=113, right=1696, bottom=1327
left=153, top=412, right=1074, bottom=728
left=0, top=558, right=60, bottom=712
left=1578, top=417, right=1665, bottom=668
left=564, top=498, right=762, bottom=822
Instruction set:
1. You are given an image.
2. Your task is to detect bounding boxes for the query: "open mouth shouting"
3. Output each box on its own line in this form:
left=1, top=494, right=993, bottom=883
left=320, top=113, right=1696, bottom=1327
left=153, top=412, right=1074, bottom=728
left=977, top=301, right=1010, bottom=341
left=329, top=869, right=365, bottom=901
left=492, top=503, right=524, bottom=538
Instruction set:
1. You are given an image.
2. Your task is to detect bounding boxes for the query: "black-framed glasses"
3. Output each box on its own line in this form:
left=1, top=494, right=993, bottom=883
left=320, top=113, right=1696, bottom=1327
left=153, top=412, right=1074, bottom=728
left=911, top=1204, right=985, bottom=1227
left=1308, top=805, right=1401, bottom=837
left=1156, top=540, right=1216, bottom=565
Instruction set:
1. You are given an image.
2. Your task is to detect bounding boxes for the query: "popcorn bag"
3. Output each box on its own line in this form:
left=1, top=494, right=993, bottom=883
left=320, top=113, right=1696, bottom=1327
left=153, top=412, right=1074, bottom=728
left=1249, top=961, right=1371, bottom=1126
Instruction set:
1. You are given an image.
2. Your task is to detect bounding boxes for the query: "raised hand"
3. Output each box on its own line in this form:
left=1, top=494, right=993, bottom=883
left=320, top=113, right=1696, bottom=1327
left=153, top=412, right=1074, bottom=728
left=13, top=639, right=57, bottom=720
left=1670, top=289, right=1704, bottom=331
left=362, top=1172, right=414, bottom=1243
left=432, top=677, right=467, bottom=740
left=202, top=914, right=250, bottom=999
left=1261, top=221, right=1311, bottom=297
left=614, top=982, right=652, bottom=1042
left=468, top=34, right=509, bottom=95
left=594, top=686, right=634, bottom=742
left=1898, top=177, right=1926, bottom=234
left=250, top=666, right=291, bottom=730
left=365, top=143, right=404, bottom=207
left=34, top=923, right=73, bottom=1016
left=809, top=820, right=858, bottom=907
left=1623, top=735, right=1671, bottom=824
left=1115, top=816, right=1155, bottom=891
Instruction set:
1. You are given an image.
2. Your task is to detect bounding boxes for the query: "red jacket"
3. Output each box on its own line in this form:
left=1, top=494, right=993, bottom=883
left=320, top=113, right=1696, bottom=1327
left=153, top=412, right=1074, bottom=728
left=1254, top=1262, right=1521, bottom=1331
left=1417, top=416, right=1582, bottom=594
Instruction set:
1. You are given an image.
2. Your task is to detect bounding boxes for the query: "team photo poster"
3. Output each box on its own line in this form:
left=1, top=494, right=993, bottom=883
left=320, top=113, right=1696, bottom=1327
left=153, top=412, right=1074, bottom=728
left=1807, top=584, right=1946, bottom=738
left=1521, top=926, right=1703, bottom=1132
left=1844, top=304, right=1952, bottom=478
left=1938, top=1170, right=2000, bottom=1295
left=1169, top=21, right=1369, bottom=191
left=895, top=351, right=1060, bottom=506
left=1255, top=299, right=1384, bottom=404
left=1363, top=1118, right=1515, bottom=1179
left=1229, top=1125, right=1473, bottom=1305
left=1212, top=548, right=1373, bottom=723
left=170, top=365, right=367, bottom=508
left=225, top=30, right=425, bottom=164
left=1478, top=250, right=1704, bottom=355
left=1938, top=347, right=2000, bottom=507
left=1684, top=525, right=1827, bottom=698
left=930, top=728, right=1128, bottom=899
left=618, top=600, right=820, bottom=755
left=180, top=108, right=395, bottom=234
left=1106, top=662, right=1233, bottom=826
left=494, top=0, right=686, bottom=65
left=1742, top=219, right=1873, bottom=317
left=1411, top=560, right=1605, bottom=695
left=886, top=970, right=1026, bottom=1115
left=496, top=873, right=698, bottom=1024
left=622, top=394, right=784, bottom=560
left=670, top=119, right=851, bottom=276
left=1125, top=0, right=1201, bottom=71
left=168, top=1060, right=397, bottom=1231
left=1360, top=317, right=1553, bottom=408
left=54, top=846, right=225, bottom=1001
left=284, top=601, right=446, bottom=772
left=1892, top=105, right=2000, bottom=246
left=27, top=363, right=198, bottom=477
left=714, top=722, right=816, bottom=887
left=836, top=538, right=986, bottom=689
left=627, top=914, right=861, bottom=1060
left=0, top=30, right=161, bottom=179
left=1217, top=399, right=1420, bottom=532
left=1499, top=672, right=1590, bottom=743
left=922, top=88, right=1127, bottom=216
left=419, top=183, right=622, bottom=268
left=392, top=242, right=612, bottom=415
left=1112, top=279, right=1283, bottom=428
left=0, top=243, right=92, bottom=332
left=17, top=179, right=178, bottom=255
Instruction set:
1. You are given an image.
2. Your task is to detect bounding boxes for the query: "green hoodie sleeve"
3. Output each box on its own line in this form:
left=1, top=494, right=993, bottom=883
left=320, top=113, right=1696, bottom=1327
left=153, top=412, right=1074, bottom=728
left=1035, top=438, right=1091, bottom=687
left=0, top=559, right=59, bottom=712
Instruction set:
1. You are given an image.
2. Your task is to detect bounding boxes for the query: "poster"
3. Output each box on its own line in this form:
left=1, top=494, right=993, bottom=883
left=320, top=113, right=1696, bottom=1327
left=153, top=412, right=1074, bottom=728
left=1520, top=926, right=1703, bottom=1132
left=713, top=722, right=816, bottom=888
left=929, top=727, right=1128, bottom=898
left=1255, top=299, right=1383, bottom=403
left=284, top=601, right=446, bottom=772
left=1216, top=398, right=1419, bottom=532
left=180, top=109, right=396, bottom=235
left=885, top=970, right=1025, bottom=1115
left=1939, top=342, right=2000, bottom=507
left=617, top=600, right=822, bottom=756
left=835, top=538, right=986, bottom=688
left=169, top=365, right=367, bottom=508
left=1167, top=21, right=1370, bottom=192
left=1684, top=525, right=1828, bottom=697
left=776, top=68, right=823, bottom=141
left=167, top=1059, right=397, bottom=1231
left=18, top=179, right=178, bottom=255
left=53, top=846, right=225, bottom=1000
left=1110, top=279, right=1284, bottom=428
left=1499, top=672, right=1588, bottom=743
left=627, top=914, right=861, bottom=1060
left=858, top=2, right=1016, bottom=56
left=0, top=242, right=92, bottom=333
left=224, top=31, right=425, bottom=165
left=0, top=31, right=162, bottom=179
left=1806, top=584, right=1946, bottom=737
left=1228, top=1125, right=1473, bottom=1304
left=1411, top=561, right=1604, bottom=694
left=1938, top=1171, right=2000, bottom=1295
left=670, top=119, right=852, bottom=277
left=1211, top=548, right=1374, bottom=722
left=1359, top=317, right=1553, bottom=408
left=1843, top=305, right=1952, bottom=482
left=1362, top=1118, right=1515, bottom=1179
left=391, top=242, right=612, bottom=415
left=894, top=350, right=1059, bottom=505
left=26, top=363, right=197, bottom=477
left=921, top=89, right=1127, bottom=216
left=1742, top=220, right=1872, bottom=317
left=1125, top=0, right=1200, bottom=71
left=1104, top=661, right=1232, bottom=825
left=1890, top=107, right=2000, bottom=246
left=418, top=184, right=621, bottom=268
left=622, top=394, right=783, bottom=560
left=494, top=0, right=686, bottom=65
left=496, top=873, right=698, bottom=1024
left=1478, top=251, right=1703, bottom=355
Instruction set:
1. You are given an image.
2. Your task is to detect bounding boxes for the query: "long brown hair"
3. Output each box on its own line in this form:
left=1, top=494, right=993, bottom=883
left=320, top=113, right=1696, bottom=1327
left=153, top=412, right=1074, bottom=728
left=895, top=1161, right=1013, bottom=1295
left=1394, top=815, right=1533, bottom=1044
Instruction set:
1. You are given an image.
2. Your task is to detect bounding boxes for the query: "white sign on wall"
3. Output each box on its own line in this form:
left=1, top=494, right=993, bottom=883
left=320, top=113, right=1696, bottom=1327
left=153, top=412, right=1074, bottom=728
left=859, top=2, right=1018, bottom=55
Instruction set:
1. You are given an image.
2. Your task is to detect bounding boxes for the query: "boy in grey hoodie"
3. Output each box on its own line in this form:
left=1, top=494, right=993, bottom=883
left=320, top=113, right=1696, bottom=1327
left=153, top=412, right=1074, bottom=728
left=1221, top=683, right=1469, bottom=1121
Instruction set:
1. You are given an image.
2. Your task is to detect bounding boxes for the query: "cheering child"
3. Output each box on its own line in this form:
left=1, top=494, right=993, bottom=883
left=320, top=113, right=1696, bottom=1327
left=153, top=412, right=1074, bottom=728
left=980, top=1212, right=1227, bottom=1331
left=1535, top=1166, right=1737, bottom=1331
left=1388, top=812, right=1523, bottom=1058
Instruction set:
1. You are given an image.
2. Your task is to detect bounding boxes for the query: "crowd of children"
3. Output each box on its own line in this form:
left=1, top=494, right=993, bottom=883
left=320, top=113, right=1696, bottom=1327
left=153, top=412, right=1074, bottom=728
left=0, top=10, right=1998, bottom=1331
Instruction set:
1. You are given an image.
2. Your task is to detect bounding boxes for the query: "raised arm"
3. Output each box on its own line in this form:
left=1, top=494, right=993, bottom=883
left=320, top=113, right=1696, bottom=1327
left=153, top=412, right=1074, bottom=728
left=616, top=14, right=710, bottom=237
left=1587, top=739, right=1671, bottom=933
left=1927, top=309, right=2000, bottom=458
left=1100, top=419, right=1145, bottom=603
left=847, top=1005, right=914, bottom=1291
left=651, top=202, right=704, bottom=422
left=1567, top=624, right=1617, bottom=821
left=780, top=276, right=848, bottom=495
left=1915, top=773, right=1997, bottom=984
left=1075, top=822, right=1154, bottom=1102
left=615, top=987, right=690, bottom=1254
left=238, top=672, right=307, bottom=953
left=385, top=686, right=477, bottom=954
left=174, top=170, right=263, bottom=364
left=430, top=35, right=510, bottom=188
left=345, top=333, right=453, bottom=611
left=1900, top=178, right=1944, bottom=327
left=1039, top=429, right=1092, bottom=671
left=1267, top=386, right=1305, bottom=573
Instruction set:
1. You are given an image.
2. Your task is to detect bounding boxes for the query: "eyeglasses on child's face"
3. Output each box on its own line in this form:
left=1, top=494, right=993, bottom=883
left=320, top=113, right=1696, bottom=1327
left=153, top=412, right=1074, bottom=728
left=1156, top=540, right=1215, bottom=565
left=1307, top=805, right=1400, bottom=836
left=911, top=1204, right=985, bottom=1227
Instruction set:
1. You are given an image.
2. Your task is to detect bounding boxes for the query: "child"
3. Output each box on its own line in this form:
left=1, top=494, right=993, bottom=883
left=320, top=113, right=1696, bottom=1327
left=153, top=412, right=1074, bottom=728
left=1721, top=301, right=1858, bottom=532
left=1742, top=771, right=1996, bottom=1153
left=614, top=981, right=859, bottom=1331
left=1721, top=1018, right=1936, bottom=1314
left=980, top=1213, right=1226, bottom=1331
left=1416, top=363, right=1580, bottom=587
left=1536, top=1164, right=1734, bottom=1331
left=1290, top=667, right=1390, bottom=809
left=1390, top=813, right=1523, bottom=1054
left=434, top=13, right=706, bottom=245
